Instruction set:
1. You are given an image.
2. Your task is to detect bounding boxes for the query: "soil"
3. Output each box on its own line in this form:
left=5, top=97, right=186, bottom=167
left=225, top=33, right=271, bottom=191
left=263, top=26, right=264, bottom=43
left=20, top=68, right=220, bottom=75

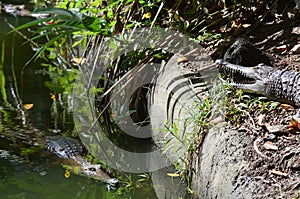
left=203, top=4, right=300, bottom=198
left=228, top=53, right=300, bottom=198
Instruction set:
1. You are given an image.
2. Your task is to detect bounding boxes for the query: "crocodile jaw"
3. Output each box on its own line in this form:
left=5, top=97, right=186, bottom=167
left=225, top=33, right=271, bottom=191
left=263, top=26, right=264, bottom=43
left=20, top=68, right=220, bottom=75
left=216, top=59, right=267, bottom=95
left=230, top=81, right=265, bottom=95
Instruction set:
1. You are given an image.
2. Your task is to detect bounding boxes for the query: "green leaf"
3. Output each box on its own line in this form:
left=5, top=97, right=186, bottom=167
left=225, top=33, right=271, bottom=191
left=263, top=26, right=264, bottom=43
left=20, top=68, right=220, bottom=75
left=139, top=0, right=146, bottom=5
left=35, top=8, right=75, bottom=18
left=8, top=17, right=56, bottom=34
left=29, top=33, right=67, bottom=62
left=20, top=147, right=37, bottom=155
left=91, top=0, right=103, bottom=7
left=82, top=16, right=101, bottom=32
left=241, top=0, right=251, bottom=8
left=34, top=8, right=86, bottom=23
left=22, top=30, right=54, bottom=46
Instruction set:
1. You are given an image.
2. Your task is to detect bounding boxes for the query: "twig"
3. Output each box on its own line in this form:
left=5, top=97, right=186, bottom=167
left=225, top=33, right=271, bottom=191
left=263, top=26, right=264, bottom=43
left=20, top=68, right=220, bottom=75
left=150, top=1, right=164, bottom=29
left=238, top=108, right=260, bottom=131
left=253, top=137, right=269, bottom=159
left=5, top=18, right=40, bottom=48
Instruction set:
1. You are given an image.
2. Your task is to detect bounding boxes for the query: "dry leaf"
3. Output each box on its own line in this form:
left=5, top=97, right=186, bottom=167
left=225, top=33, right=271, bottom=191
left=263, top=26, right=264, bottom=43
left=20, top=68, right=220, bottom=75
left=71, top=58, right=87, bottom=65
left=231, top=20, right=239, bottom=28
left=46, top=20, right=55, bottom=25
left=257, top=114, right=267, bottom=126
left=280, top=104, right=295, bottom=110
left=263, top=141, right=278, bottom=150
left=210, top=116, right=224, bottom=125
left=269, top=169, right=288, bottom=177
left=265, top=124, right=288, bottom=134
left=23, top=103, right=33, bottom=110
left=288, top=116, right=300, bottom=130
left=287, top=12, right=295, bottom=19
left=291, top=27, right=300, bottom=34
left=177, top=57, right=188, bottom=63
left=242, top=24, right=251, bottom=28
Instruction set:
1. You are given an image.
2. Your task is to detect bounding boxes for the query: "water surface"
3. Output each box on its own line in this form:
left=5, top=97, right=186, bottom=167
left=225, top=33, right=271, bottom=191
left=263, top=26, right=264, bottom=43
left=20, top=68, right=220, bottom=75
left=0, top=5, right=157, bottom=199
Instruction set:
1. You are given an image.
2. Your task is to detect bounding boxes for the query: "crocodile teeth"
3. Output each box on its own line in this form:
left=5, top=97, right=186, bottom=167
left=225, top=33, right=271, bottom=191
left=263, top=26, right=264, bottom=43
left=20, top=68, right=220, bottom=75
left=219, top=66, right=255, bottom=84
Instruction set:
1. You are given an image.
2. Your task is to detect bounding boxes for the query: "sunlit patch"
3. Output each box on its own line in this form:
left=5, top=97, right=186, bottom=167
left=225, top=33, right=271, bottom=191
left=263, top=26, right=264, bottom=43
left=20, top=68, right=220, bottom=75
left=167, top=173, right=180, bottom=177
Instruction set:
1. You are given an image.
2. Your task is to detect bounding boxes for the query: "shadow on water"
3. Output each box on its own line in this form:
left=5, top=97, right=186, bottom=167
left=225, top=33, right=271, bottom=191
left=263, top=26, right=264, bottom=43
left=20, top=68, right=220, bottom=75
left=0, top=3, right=158, bottom=199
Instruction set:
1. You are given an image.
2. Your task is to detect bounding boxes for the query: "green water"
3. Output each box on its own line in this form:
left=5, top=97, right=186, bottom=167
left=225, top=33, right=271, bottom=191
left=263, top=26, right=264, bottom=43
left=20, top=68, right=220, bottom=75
left=0, top=149, right=117, bottom=199
left=0, top=147, right=156, bottom=199
left=0, top=4, right=158, bottom=199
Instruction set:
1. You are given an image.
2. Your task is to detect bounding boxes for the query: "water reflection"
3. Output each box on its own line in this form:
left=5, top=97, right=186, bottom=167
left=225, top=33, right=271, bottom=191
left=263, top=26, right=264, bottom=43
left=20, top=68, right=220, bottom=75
left=0, top=7, right=121, bottom=199
left=0, top=6, right=158, bottom=199
left=0, top=14, right=51, bottom=127
left=0, top=149, right=118, bottom=199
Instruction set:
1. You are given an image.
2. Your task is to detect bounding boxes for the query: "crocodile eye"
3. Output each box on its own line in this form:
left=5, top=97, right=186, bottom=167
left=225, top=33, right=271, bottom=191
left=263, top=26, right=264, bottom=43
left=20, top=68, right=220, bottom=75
left=254, top=66, right=264, bottom=75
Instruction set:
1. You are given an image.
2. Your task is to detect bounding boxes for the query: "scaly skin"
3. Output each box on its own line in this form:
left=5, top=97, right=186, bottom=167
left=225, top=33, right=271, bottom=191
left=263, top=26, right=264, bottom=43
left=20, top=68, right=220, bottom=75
left=45, top=136, right=119, bottom=187
left=215, top=59, right=300, bottom=118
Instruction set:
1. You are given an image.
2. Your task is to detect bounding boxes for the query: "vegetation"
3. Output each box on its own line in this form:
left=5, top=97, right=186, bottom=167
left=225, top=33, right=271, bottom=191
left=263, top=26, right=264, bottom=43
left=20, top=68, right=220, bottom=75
left=13, top=0, right=291, bottom=108
left=10, top=0, right=299, bottom=196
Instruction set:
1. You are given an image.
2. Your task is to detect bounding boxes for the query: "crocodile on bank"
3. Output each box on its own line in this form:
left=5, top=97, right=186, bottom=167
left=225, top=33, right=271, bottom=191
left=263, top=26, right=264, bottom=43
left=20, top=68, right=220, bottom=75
left=215, top=59, right=300, bottom=119
left=44, top=135, right=119, bottom=188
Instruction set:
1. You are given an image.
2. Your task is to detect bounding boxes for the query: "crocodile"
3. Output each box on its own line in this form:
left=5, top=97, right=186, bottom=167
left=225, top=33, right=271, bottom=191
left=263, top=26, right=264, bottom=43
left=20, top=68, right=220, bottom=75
left=215, top=59, right=300, bottom=119
left=0, top=114, right=119, bottom=188
left=45, top=136, right=119, bottom=188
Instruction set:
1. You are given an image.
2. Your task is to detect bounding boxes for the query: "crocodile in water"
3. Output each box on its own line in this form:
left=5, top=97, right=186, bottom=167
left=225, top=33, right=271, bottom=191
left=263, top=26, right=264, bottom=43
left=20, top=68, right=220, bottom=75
left=45, top=136, right=119, bottom=188
left=215, top=59, right=300, bottom=118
